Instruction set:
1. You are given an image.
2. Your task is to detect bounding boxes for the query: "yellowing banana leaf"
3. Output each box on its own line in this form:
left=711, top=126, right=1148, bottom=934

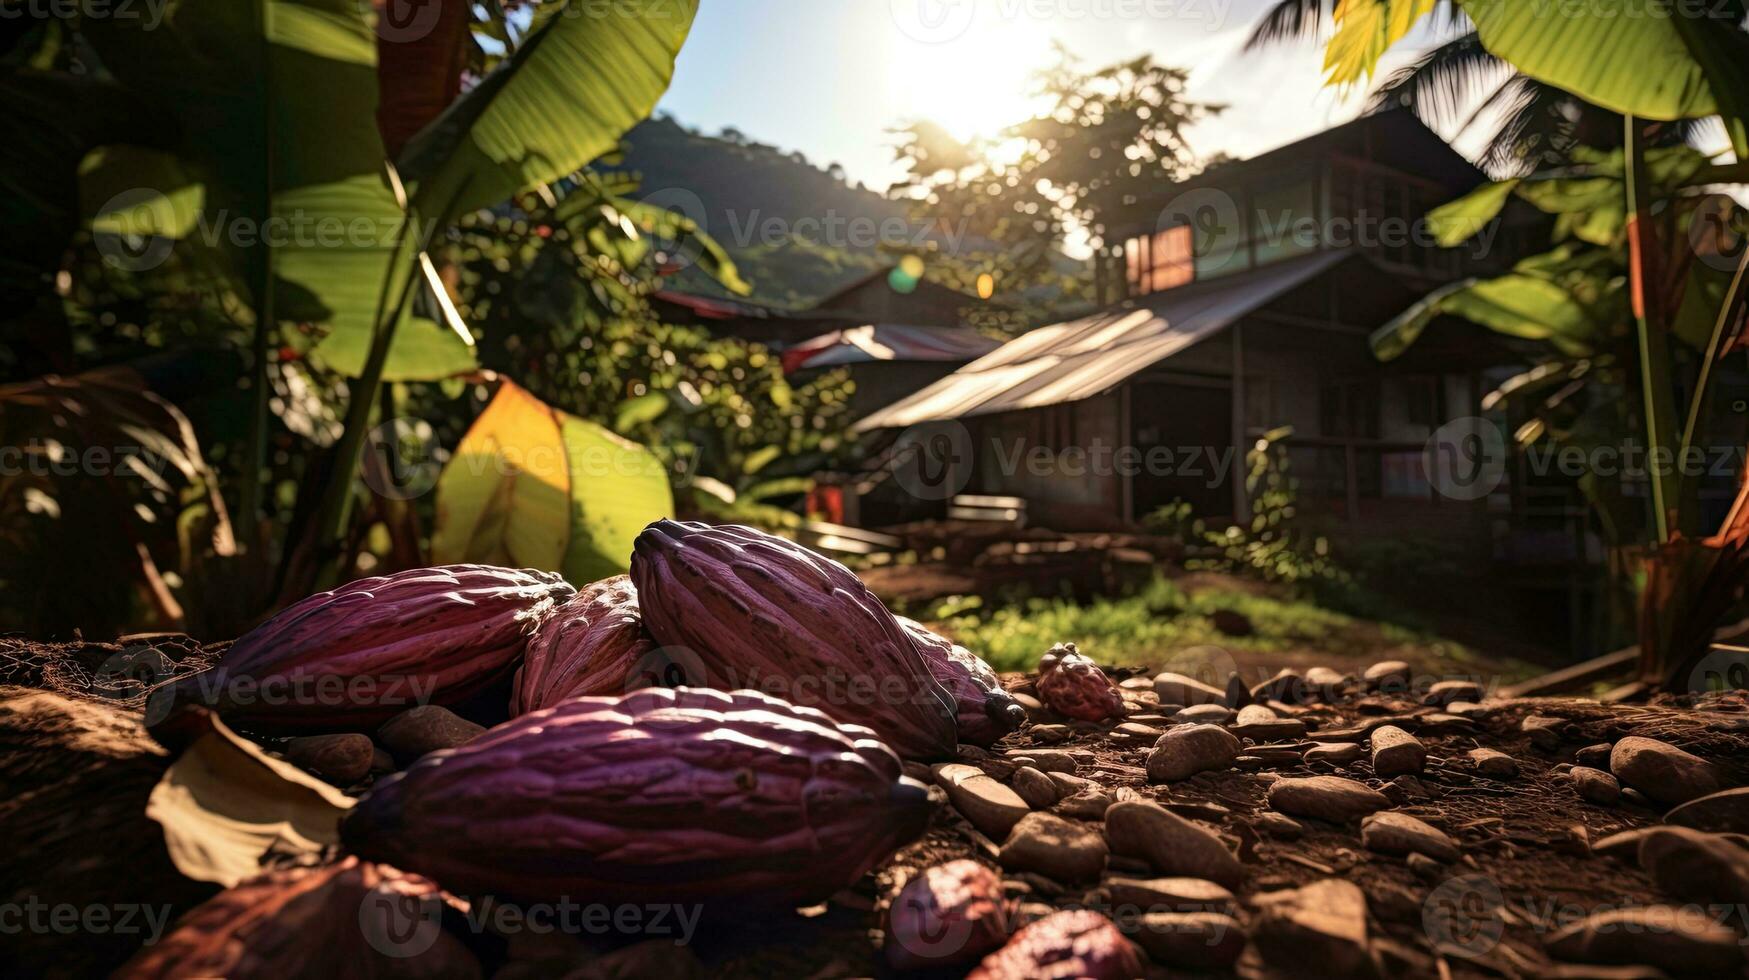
left=432, top=380, right=673, bottom=584
left=145, top=713, right=353, bottom=887
left=1324, top=0, right=1436, bottom=87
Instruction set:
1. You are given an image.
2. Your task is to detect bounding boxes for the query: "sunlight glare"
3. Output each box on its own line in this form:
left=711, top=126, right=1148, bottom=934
left=884, top=17, right=1055, bottom=148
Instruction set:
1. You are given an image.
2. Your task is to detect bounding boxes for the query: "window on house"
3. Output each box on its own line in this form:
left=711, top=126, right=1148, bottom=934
left=1251, top=180, right=1318, bottom=264
left=1125, top=225, right=1194, bottom=295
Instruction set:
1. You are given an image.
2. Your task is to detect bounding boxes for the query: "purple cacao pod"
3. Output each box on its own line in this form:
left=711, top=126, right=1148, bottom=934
left=1036, top=643, right=1125, bottom=722
left=886, top=859, right=1011, bottom=970
left=967, top=910, right=1142, bottom=980
left=630, top=520, right=957, bottom=759
left=341, top=687, right=934, bottom=908
left=511, top=575, right=655, bottom=714
left=152, top=565, right=574, bottom=732
left=899, top=617, right=1024, bottom=746
left=115, top=857, right=478, bottom=979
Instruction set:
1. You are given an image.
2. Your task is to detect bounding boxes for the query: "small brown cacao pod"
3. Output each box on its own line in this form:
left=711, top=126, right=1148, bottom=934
left=341, top=687, right=934, bottom=908
left=1035, top=643, right=1125, bottom=722
left=115, top=857, right=478, bottom=979
left=511, top=575, right=655, bottom=714
left=152, top=565, right=574, bottom=732
left=886, top=859, right=1011, bottom=970
left=898, top=617, right=1024, bottom=746
left=630, top=520, right=957, bottom=759
left=967, top=909, right=1142, bottom=980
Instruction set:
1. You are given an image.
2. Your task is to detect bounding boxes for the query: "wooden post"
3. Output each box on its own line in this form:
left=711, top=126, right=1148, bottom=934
left=1120, top=384, right=1135, bottom=526
left=1231, top=324, right=1251, bottom=524
left=1344, top=442, right=1360, bottom=522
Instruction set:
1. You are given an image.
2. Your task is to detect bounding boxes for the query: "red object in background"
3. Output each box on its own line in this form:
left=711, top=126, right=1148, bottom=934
left=808, top=484, right=844, bottom=524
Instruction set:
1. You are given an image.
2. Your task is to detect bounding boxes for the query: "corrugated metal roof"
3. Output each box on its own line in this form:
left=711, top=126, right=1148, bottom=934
left=781, top=324, right=1001, bottom=372
left=853, top=251, right=1349, bottom=432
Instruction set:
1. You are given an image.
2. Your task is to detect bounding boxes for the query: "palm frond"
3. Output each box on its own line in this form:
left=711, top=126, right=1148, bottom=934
left=1243, top=0, right=1335, bottom=50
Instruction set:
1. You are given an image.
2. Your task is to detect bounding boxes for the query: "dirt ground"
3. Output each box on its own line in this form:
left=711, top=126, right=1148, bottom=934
left=8, top=637, right=1749, bottom=978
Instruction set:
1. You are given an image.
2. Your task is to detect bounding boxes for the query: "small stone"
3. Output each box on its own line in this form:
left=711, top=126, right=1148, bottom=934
left=1046, top=771, right=1094, bottom=797
left=1267, top=776, right=1391, bottom=823
left=1388, top=774, right=1437, bottom=802
left=1405, top=852, right=1442, bottom=880
left=1177, top=703, right=1234, bottom=725
left=283, top=733, right=374, bottom=784
left=1154, top=672, right=1226, bottom=706
left=370, top=745, right=395, bottom=772
left=1252, top=879, right=1370, bottom=977
left=1305, top=742, right=1364, bottom=766
left=1000, top=812, right=1109, bottom=883
left=1592, top=828, right=1659, bottom=861
left=1574, top=742, right=1613, bottom=768
left=1230, top=716, right=1307, bottom=742
left=1027, top=723, right=1071, bottom=744
left=1544, top=906, right=1741, bottom=973
left=1104, top=801, right=1244, bottom=888
left=1571, top=766, right=1620, bottom=805
left=1132, top=912, right=1247, bottom=969
left=1360, top=811, right=1459, bottom=862
left=1609, top=736, right=1722, bottom=806
left=934, top=763, right=1031, bottom=838
left=1054, top=788, right=1114, bottom=821
left=1638, top=827, right=1749, bottom=906
left=1250, top=669, right=1308, bottom=705
left=376, top=705, right=485, bottom=765
left=1010, top=691, right=1047, bottom=720
left=1010, top=766, right=1059, bottom=809
left=1621, top=787, right=1652, bottom=807
left=1104, top=876, right=1237, bottom=915
left=1120, top=676, right=1155, bottom=691
left=1466, top=747, right=1518, bottom=779
left=1305, top=666, right=1346, bottom=700
left=1111, top=722, right=1162, bottom=743
left=1667, top=787, right=1749, bottom=834
left=1521, top=715, right=1567, bottom=750
left=1255, top=811, right=1304, bottom=839
left=1424, top=679, right=1483, bottom=705
left=1363, top=660, right=1413, bottom=692
left=1147, top=724, right=1241, bottom=782
left=1221, top=672, right=1250, bottom=709
left=1235, top=704, right=1276, bottom=726
left=1369, top=725, right=1426, bottom=777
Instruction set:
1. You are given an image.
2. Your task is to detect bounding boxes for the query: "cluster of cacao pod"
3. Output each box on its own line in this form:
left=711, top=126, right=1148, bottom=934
left=135, top=520, right=1031, bottom=946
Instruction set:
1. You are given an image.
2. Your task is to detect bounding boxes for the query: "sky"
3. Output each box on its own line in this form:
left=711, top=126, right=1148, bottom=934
left=656, top=0, right=1445, bottom=193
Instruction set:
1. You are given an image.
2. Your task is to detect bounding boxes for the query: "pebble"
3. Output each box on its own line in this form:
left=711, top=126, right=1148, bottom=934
left=1119, top=676, right=1155, bottom=691
left=999, top=812, right=1109, bottom=883
left=1104, top=876, right=1237, bottom=915
left=1103, top=801, right=1244, bottom=887
left=1255, top=811, right=1304, bottom=839
left=1466, top=747, right=1518, bottom=779
left=1360, top=811, right=1459, bottom=862
left=1009, top=691, right=1047, bottom=720
left=1147, top=724, right=1241, bottom=782
left=1027, top=724, right=1071, bottom=744
left=1591, top=827, right=1659, bottom=861
left=283, top=733, right=374, bottom=784
left=1574, top=742, right=1613, bottom=769
left=1046, top=771, right=1094, bottom=797
left=1363, top=659, right=1413, bottom=692
left=1132, top=912, right=1247, bottom=969
left=1521, top=715, right=1567, bottom=750
left=1234, top=704, right=1275, bottom=725
left=376, top=705, right=485, bottom=764
left=1054, top=788, right=1115, bottom=821
left=1406, top=852, right=1442, bottom=880
left=1609, top=736, right=1722, bottom=806
left=1544, top=906, right=1742, bottom=974
left=1638, top=827, right=1749, bottom=906
left=1177, top=703, right=1234, bottom=724
left=1423, top=679, right=1482, bottom=705
left=1369, top=725, right=1426, bottom=777
left=1666, top=787, right=1749, bottom=834
left=1250, top=668, right=1308, bottom=705
left=1305, top=742, right=1364, bottom=766
left=1266, top=776, right=1391, bottom=823
left=933, top=763, right=1031, bottom=838
left=1010, top=748, right=1079, bottom=774
left=1252, top=879, right=1371, bottom=977
left=1010, top=766, right=1060, bottom=809
left=1224, top=673, right=1252, bottom=708
left=370, top=745, right=395, bottom=772
left=1230, top=716, right=1308, bottom=742
left=1242, top=745, right=1308, bottom=766
left=1620, top=787, right=1652, bottom=808
left=1305, top=666, right=1346, bottom=700
left=1571, top=766, right=1620, bottom=805
left=1154, top=672, right=1226, bottom=706
left=1111, top=722, right=1162, bottom=743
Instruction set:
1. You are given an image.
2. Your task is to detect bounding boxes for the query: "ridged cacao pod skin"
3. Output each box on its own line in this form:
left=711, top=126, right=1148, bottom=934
left=342, top=687, right=934, bottom=908
left=967, top=910, right=1142, bottom=980
left=115, top=857, right=478, bottom=980
left=1035, top=643, right=1125, bottom=722
left=898, top=617, right=1024, bottom=747
left=153, top=566, right=574, bottom=732
left=886, top=859, right=1011, bottom=970
left=510, top=575, right=654, bottom=714
left=630, top=520, right=958, bottom=759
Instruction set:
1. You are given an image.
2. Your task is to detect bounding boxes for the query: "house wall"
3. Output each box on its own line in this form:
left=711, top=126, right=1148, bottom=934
left=965, top=393, right=1127, bottom=530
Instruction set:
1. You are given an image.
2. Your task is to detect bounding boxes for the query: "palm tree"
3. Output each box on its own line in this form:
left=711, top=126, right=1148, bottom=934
left=1245, top=0, right=1709, bottom=175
